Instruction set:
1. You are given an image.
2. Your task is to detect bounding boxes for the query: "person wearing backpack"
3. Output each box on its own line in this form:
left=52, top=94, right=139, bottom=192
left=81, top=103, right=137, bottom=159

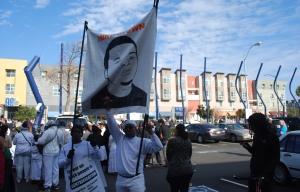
left=13, top=121, right=34, bottom=183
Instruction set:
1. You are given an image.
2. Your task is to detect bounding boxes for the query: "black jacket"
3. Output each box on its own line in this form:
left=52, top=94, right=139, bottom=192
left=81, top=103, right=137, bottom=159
left=246, top=129, right=280, bottom=178
left=268, top=123, right=277, bottom=133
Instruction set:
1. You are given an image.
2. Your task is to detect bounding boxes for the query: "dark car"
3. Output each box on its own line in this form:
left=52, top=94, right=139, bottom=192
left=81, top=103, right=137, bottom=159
left=186, top=123, right=225, bottom=143
left=216, top=123, right=253, bottom=142
left=274, top=117, right=300, bottom=131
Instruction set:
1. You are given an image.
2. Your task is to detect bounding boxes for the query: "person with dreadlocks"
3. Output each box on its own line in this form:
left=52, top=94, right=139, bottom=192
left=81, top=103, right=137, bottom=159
left=241, top=113, right=280, bottom=192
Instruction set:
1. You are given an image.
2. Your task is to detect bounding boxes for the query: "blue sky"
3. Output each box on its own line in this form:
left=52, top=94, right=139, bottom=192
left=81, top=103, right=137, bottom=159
left=1, top=0, right=299, bottom=100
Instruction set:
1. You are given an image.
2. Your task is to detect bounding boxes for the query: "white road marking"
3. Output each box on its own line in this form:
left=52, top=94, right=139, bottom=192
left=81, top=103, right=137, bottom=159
left=220, top=178, right=248, bottom=188
left=192, top=143, right=211, bottom=147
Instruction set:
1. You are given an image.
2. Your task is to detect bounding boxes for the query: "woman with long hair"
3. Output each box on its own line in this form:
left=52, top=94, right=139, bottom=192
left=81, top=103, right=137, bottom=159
left=277, top=120, right=287, bottom=137
left=166, top=124, right=194, bottom=192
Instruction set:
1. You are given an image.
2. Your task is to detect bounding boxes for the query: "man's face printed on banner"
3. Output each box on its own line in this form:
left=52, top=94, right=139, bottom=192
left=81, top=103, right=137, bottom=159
left=106, top=43, right=138, bottom=88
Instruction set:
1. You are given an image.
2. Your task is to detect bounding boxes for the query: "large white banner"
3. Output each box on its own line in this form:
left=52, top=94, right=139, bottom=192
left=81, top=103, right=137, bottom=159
left=82, top=7, right=157, bottom=115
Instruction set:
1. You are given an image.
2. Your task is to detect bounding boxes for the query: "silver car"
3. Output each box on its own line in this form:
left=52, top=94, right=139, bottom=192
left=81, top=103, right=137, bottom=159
left=217, top=123, right=253, bottom=142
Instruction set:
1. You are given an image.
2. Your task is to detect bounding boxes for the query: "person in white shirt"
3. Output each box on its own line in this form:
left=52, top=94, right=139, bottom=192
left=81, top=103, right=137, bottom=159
left=36, top=120, right=64, bottom=191
left=58, top=124, right=106, bottom=192
left=103, top=96, right=163, bottom=192
left=30, top=134, right=43, bottom=182
left=13, top=121, right=34, bottom=183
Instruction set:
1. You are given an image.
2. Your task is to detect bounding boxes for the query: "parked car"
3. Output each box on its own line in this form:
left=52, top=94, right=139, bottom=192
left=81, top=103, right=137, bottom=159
left=274, top=131, right=300, bottom=185
left=274, top=117, right=300, bottom=131
left=186, top=123, right=225, bottom=143
left=55, top=112, right=87, bottom=131
left=216, top=123, right=253, bottom=142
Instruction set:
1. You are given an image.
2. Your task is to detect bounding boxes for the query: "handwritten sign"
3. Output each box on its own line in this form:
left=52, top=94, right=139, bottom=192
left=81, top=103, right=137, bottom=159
left=64, top=157, right=105, bottom=192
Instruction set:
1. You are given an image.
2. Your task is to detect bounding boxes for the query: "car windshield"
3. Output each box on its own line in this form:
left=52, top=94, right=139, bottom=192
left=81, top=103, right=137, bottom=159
left=56, top=118, right=87, bottom=127
left=227, top=124, right=244, bottom=130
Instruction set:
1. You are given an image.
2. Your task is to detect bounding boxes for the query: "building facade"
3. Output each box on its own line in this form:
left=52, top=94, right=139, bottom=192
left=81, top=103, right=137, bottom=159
left=1, top=58, right=289, bottom=123
left=0, top=58, right=28, bottom=121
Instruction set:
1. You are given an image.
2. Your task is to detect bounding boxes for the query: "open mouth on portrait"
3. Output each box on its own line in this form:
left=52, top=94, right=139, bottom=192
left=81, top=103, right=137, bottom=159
left=121, top=79, right=133, bottom=86
left=121, top=69, right=131, bottom=76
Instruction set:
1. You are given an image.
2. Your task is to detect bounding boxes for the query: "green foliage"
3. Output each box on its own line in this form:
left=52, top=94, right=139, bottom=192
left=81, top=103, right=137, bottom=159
left=169, top=127, right=175, bottom=138
left=13, top=106, right=36, bottom=122
left=196, top=104, right=214, bottom=119
left=236, top=109, right=245, bottom=119
left=296, top=86, right=300, bottom=98
left=88, top=115, right=107, bottom=124
left=287, top=108, right=299, bottom=117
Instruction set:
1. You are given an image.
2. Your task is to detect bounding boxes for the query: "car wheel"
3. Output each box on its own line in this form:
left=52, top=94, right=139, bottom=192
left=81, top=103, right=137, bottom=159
left=197, top=135, right=204, bottom=143
left=230, top=134, right=237, bottom=142
left=214, top=140, right=220, bottom=143
left=274, top=163, right=292, bottom=185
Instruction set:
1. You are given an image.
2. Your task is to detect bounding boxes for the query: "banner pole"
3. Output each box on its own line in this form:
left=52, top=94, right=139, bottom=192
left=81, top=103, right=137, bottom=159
left=70, top=21, right=88, bottom=187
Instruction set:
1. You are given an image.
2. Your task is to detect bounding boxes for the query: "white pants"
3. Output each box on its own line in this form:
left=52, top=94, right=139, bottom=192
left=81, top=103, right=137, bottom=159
left=15, top=153, right=31, bottom=180
left=43, top=155, right=59, bottom=188
left=116, top=173, right=145, bottom=192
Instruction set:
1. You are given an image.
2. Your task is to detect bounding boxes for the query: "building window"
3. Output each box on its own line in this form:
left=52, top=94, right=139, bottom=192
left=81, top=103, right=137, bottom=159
left=177, top=77, right=185, bottom=84
left=204, top=91, right=211, bottom=100
left=230, top=92, right=236, bottom=100
left=270, top=102, right=275, bottom=107
left=258, top=102, right=263, bottom=107
left=281, top=94, right=285, bottom=100
left=53, top=85, right=60, bottom=96
left=163, top=89, right=170, bottom=98
left=230, top=102, right=235, bottom=107
left=217, top=80, right=223, bottom=87
left=41, top=71, right=46, bottom=78
left=163, top=76, right=170, bottom=84
left=205, top=79, right=210, bottom=86
left=74, top=73, right=78, bottom=81
left=262, top=84, right=265, bottom=89
left=241, top=81, right=246, bottom=88
left=5, top=84, right=15, bottom=94
left=270, top=94, right=274, bottom=100
left=190, top=81, right=194, bottom=85
left=6, top=70, right=16, bottom=77
left=217, top=101, right=222, bottom=107
left=218, top=91, right=224, bottom=100
left=178, top=91, right=185, bottom=99
left=152, top=76, right=154, bottom=83
left=150, top=89, right=154, bottom=98
left=270, top=84, right=273, bottom=89
left=74, top=87, right=83, bottom=97
left=276, top=85, right=279, bottom=89
left=230, top=80, right=235, bottom=87
left=282, top=85, right=285, bottom=90
left=242, top=92, right=247, bottom=101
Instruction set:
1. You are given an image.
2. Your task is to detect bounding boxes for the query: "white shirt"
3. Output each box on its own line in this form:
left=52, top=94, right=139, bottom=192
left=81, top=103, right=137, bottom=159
left=106, top=110, right=163, bottom=176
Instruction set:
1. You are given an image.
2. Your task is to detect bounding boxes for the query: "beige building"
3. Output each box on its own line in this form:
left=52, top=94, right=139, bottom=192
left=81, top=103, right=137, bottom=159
left=0, top=58, right=28, bottom=120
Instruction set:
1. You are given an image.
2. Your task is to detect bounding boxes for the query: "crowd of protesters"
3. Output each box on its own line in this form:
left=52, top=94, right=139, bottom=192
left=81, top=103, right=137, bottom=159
left=0, top=114, right=195, bottom=192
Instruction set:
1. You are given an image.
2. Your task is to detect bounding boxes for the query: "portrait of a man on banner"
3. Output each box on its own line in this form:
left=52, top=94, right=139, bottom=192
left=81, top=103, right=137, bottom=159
left=82, top=7, right=157, bottom=115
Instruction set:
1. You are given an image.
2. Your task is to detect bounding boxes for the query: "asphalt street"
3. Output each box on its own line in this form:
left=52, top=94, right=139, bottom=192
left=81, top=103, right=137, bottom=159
left=15, top=140, right=300, bottom=192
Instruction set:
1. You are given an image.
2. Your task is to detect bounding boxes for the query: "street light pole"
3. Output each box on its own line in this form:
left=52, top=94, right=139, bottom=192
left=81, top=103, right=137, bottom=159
left=243, top=42, right=261, bottom=121
left=265, top=74, right=280, bottom=117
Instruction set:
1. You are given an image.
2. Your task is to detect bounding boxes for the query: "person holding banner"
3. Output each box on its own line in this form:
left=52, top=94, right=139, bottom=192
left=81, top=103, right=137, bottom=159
left=103, top=96, right=163, bottom=192
left=58, top=124, right=107, bottom=192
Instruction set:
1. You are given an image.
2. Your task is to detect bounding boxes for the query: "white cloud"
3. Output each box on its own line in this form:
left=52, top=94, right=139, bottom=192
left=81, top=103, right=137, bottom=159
left=0, top=20, right=12, bottom=26
left=0, top=10, right=12, bottom=18
left=34, top=0, right=50, bottom=9
left=52, top=0, right=300, bottom=98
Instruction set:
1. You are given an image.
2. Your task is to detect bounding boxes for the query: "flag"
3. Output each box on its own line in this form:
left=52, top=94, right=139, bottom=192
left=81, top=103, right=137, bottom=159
left=82, top=7, right=157, bottom=115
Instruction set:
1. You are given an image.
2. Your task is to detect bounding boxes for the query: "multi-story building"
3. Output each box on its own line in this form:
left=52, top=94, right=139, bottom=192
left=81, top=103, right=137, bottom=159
left=1, top=58, right=289, bottom=123
left=0, top=58, right=28, bottom=121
